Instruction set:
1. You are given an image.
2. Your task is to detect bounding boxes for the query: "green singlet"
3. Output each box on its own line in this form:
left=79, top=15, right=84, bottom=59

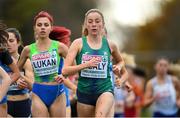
left=76, top=36, right=113, bottom=94
left=29, top=40, right=61, bottom=83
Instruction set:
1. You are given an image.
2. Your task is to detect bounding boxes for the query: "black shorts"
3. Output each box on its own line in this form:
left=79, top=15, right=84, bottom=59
left=7, top=98, right=31, bottom=117
left=77, top=90, right=113, bottom=106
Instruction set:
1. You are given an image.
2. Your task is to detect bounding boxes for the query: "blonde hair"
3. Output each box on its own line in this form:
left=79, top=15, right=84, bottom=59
left=82, top=9, right=105, bottom=36
left=169, top=63, right=180, bottom=78
left=121, top=52, right=136, bottom=67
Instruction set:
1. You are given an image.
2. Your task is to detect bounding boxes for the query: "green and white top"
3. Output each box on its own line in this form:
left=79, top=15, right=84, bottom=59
left=29, top=40, right=61, bottom=83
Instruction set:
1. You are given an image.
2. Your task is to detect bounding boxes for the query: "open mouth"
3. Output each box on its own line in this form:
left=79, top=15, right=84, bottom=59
left=7, top=47, right=11, bottom=50
left=92, top=29, right=97, bottom=32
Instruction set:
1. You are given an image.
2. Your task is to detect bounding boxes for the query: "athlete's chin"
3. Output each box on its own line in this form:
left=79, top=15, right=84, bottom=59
left=7, top=50, right=13, bottom=54
left=39, top=35, right=48, bottom=39
left=90, top=33, right=98, bottom=37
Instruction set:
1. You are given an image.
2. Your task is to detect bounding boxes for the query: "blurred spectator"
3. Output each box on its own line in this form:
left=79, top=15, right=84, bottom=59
left=114, top=87, right=127, bottom=118
left=132, top=67, right=146, bottom=116
left=144, top=57, right=180, bottom=117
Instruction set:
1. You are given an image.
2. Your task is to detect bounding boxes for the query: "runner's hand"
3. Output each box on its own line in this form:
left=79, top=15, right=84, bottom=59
left=85, top=57, right=100, bottom=68
left=55, top=74, right=65, bottom=84
left=115, top=76, right=125, bottom=88
left=17, top=78, right=28, bottom=89
left=125, top=82, right=133, bottom=92
left=113, top=64, right=122, bottom=76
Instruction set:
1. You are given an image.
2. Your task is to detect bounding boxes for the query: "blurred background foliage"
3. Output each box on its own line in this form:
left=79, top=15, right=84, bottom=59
left=0, top=0, right=96, bottom=44
left=123, top=0, right=180, bottom=77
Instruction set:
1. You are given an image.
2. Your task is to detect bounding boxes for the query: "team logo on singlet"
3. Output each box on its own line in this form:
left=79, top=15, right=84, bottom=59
left=81, top=53, right=108, bottom=78
left=31, top=50, right=58, bottom=76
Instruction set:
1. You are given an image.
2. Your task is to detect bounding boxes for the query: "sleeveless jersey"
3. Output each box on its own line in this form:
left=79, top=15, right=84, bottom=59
left=151, top=75, right=178, bottom=115
left=76, top=36, right=113, bottom=94
left=29, top=40, right=60, bottom=83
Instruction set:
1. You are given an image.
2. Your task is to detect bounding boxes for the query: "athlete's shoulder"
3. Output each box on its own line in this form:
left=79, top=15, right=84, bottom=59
left=109, top=39, right=119, bottom=48
left=21, top=45, right=31, bottom=58
left=58, top=41, right=68, bottom=55
left=69, top=38, right=83, bottom=52
left=56, top=41, right=66, bottom=48
left=147, top=78, right=154, bottom=87
left=24, top=45, right=30, bottom=52
left=28, top=42, right=36, bottom=46
left=73, top=37, right=82, bottom=44
left=28, top=42, right=36, bottom=50
left=171, top=75, right=179, bottom=84
left=106, top=39, right=118, bottom=53
left=71, top=38, right=83, bottom=47
left=50, top=40, right=59, bottom=46
left=51, top=40, right=60, bottom=44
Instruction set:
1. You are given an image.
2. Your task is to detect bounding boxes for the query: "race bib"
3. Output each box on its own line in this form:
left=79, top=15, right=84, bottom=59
left=31, top=50, right=58, bottom=76
left=81, top=54, right=108, bottom=78
left=155, top=91, right=172, bottom=109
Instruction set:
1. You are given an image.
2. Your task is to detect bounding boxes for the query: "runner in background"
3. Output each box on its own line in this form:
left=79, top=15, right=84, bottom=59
left=133, top=67, right=146, bottom=116
left=144, top=57, right=180, bottom=117
left=120, top=53, right=144, bottom=117
left=0, top=25, right=11, bottom=102
left=5, top=28, right=33, bottom=117
left=49, top=26, right=77, bottom=117
left=0, top=24, right=20, bottom=117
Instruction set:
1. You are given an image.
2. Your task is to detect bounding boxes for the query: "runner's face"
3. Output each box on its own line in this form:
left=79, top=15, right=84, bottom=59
left=86, top=12, right=104, bottom=36
left=7, top=32, right=19, bottom=54
left=34, top=17, right=52, bottom=39
left=155, top=59, right=169, bottom=75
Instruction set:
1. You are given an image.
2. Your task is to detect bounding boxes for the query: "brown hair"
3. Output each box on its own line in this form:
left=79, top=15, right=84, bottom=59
left=0, top=22, right=8, bottom=51
left=0, top=30, right=8, bottom=51
left=6, top=28, right=23, bottom=47
left=82, top=9, right=105, bottom=36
